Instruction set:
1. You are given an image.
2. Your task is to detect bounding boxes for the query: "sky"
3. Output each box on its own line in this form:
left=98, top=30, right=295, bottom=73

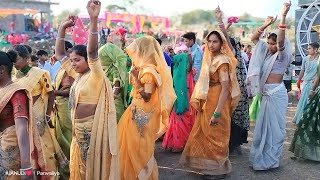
left=51, top=0, right=299, bottom=18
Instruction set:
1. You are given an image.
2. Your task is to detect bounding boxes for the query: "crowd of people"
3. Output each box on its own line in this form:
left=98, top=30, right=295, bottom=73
left=0, top=1, right=319, bottom=180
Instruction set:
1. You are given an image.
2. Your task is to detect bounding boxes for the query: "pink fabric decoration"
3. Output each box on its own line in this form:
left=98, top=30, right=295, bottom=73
left=227, top=16, right=239, bottom=23
left=72, top=17, right=88, bottom=45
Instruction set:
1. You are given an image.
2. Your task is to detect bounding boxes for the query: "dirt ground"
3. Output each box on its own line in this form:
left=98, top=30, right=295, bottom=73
left=155, top=86, right=320, bottom=180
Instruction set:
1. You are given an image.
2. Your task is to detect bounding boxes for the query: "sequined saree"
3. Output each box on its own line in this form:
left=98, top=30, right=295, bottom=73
left=61, top=57, right=119, bottom=180
left=118, top=36, right=176, bottom=180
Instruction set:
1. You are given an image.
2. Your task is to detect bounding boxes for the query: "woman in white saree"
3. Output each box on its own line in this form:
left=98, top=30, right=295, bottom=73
left=247, top=1, right=292, bottom=170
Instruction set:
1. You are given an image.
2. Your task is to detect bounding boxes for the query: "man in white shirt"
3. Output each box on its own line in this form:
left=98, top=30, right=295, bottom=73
left=37, top=49, right=60, bottom=82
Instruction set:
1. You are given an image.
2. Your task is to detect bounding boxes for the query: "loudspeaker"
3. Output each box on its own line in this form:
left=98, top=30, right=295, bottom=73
left=295, top=7, right=320, bottom=32
left=298, top=0, right=320, bottom=7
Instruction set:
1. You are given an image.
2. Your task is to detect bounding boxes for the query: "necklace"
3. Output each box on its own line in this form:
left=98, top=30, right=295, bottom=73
left=20, top=65, right=32, bottom=75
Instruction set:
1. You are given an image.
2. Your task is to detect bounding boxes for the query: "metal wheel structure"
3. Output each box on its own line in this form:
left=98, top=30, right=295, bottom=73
left=296, top=0, right=320, bottom=58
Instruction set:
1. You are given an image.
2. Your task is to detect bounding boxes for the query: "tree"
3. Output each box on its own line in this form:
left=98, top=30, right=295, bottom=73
left=105, top=5, right=127, bottom=13
left=53, top=9, right=80, bottom=28
left=180, top=9, right=216, bottom=25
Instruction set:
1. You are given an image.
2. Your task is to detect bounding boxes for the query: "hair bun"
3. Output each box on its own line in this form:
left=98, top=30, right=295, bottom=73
left=6, top=50, right=18, bottom=63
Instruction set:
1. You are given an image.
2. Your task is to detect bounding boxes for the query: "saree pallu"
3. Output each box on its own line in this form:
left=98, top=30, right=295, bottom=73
left=32, top=97, right=68, bottom=179
left=180, top=85, right=232, bottom=176
left=162, top=70, right=196, bottom=152
left=53, top=96, right=72, bottom=179
left=249, top=83, right=288, bottom=170
left=0, top=126, right=21, bottom=180
left=289, top=86, right=320, bottom=161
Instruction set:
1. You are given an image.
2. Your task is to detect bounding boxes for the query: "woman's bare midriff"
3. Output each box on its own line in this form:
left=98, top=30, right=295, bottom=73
left=75, top=104, right=97, bottom=119
left=266, top=73, right=284, bottom=84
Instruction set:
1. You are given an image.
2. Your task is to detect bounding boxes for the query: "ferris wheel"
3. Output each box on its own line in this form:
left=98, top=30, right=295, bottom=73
left=296, top=0, right=320, bottom=58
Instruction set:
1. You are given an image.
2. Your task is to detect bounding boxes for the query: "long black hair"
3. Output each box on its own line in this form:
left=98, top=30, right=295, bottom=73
left=0, top=50, right=18, bottom=75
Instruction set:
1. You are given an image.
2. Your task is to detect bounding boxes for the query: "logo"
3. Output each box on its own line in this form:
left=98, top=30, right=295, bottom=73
left=5, top=170, right=60, bottom=176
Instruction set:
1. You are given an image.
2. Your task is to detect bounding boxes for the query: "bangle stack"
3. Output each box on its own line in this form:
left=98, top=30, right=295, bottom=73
left=218, top=22, right=225, bottom=29
left=279, top=25, right=286, bottom=31
left=20, top=167, right=32, bottom=171
left=90, top=31, right=99, bottom=35
left=57, top=37, right=65, bottom=41
left=257, top=28, right=263, bottom=34
left=213, top=112, right=221, bottom=118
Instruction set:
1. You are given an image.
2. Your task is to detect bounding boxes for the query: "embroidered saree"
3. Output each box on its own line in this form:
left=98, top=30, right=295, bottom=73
left=99, top=43, right=128, bottom=122
left=0, top=83, right=34, bottom=180
left=16, top=67, right=68, bottom=179
left=248, top=39, right=291, bottom=170
left=162, top=53, right=196, bottom=152
left=52, top=68, right=72, bottom=179
left=289, top=64, right=320, bottom=161
left=292, top=56, right=318, bottom=124
left=61, top=57, right=119, bottom=180
left=118, top=36, right=176, bottom=180
left=180, top=30, right=240, bottom=176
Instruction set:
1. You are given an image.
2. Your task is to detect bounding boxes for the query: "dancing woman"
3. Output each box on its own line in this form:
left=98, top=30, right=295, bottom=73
left=180, top=29, right=240, bottom=179
left=293, top=42, right=319, bottom=124
left=55, top=1, right=119, bottom=179
left=247, top=1, right=292, bottom=170
left=118, top=36, right=176, bottom=180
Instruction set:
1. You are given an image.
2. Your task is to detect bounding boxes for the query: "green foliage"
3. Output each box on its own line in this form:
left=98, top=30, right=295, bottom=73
left=53, top=9, right=80, bottom=28
left=106, top=5, right=127, bottom=13
left=181, top=10, right=216, bottom=25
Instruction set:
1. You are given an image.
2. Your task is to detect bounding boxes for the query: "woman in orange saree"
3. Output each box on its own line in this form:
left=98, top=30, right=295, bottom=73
left=118, top=36, right=176, bottom=180
left=180, top=30, right=240, bottom=179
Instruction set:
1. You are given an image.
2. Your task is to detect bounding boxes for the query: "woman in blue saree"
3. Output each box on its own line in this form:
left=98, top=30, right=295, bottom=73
left=247, top=1, right=292, bottom=170
left=293, top=42, right=319, bottom=124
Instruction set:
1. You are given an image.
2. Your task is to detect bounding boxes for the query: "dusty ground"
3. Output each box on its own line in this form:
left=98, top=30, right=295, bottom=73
left=155, top=86, right=320, bottom=180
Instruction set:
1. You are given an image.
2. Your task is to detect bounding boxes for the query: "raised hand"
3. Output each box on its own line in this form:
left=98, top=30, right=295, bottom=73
left=215, top=6, right=223, bottom=21
left=87, top=0, right=101, bottom=18
left=61, top=16, right=77, bottom=29
left=282, top=0, right=291, bottom=16
left=264, top=16, right=277, bottom=26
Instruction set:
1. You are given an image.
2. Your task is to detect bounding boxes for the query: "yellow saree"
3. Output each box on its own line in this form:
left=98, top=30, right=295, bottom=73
left=0, top=83, right=34, bottom=180
left=180, top=30, right=240, bottom=176
left=61, top=57, right=119, bottom=180
left=118, top=36, right=176, bottom=180
left=15, top=67, right=68, bottom=179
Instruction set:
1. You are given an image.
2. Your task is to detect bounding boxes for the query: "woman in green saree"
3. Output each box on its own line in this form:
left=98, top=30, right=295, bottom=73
left=98, top=43, right=128, bottom=121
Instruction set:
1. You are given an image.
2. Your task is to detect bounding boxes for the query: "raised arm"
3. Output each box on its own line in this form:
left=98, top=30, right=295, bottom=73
left=251, top=16, right=277, bottom=45
left=215, top=6, right=233, bottom=52
left=86, top=0, right=101, bottom=61
left=277, top=1, right=291, bottom=51
left=55, top=17, right=76, bottom=60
